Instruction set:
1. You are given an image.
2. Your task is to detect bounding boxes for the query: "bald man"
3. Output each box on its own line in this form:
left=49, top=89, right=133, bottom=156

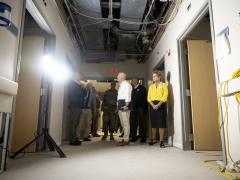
left=117, top=72, right=132, bottom=146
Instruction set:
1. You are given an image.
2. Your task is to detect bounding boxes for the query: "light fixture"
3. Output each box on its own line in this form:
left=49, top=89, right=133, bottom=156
left=0, top=2, right=11, bottom=27
left=42, top=55, right=53, bottom=74
left=41, top=55, right=71, bottom=81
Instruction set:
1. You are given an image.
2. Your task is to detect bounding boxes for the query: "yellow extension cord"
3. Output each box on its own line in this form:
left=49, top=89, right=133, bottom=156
left=205, top=68, right=240, bottom=179
left=203, top=160, right=240, bottom=180
left=218, top=69, right=240, bottom=164
left=232, top=69, right=240, bottom=104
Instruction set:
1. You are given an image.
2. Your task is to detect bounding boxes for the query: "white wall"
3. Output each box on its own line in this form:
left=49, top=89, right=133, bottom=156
left=146, top=0, right=208, bottom=149
left=80, top=60, right=146, bottom=80
left=147, top=0, right=240, bottom=163
left=211, top=0, right=240, bottom=164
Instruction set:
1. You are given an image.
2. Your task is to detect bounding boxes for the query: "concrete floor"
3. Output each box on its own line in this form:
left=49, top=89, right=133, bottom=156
left=0, top=138, right=224, bottom=180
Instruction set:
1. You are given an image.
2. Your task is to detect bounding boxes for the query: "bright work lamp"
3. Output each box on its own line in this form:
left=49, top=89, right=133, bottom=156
left=0, top=2, right=11, bottom=27
left=41, top=55, right=71, bottom=81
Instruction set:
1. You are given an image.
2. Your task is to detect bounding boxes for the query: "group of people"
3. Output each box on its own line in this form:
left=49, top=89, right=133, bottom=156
left=68, top=80, right=100, bottom=145
left=68, top=70, right=168, bottom=148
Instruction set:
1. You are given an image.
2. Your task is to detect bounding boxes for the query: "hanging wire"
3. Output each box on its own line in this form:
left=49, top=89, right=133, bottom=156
left=68, top=2, right=104, bottom=20
left=136, top=0, right=156, bottom=45
left=82, top=20, right=109, bottom=28
left=66, top=0, right=182, bottom=27
left=66, top=0, right=158, bottom=25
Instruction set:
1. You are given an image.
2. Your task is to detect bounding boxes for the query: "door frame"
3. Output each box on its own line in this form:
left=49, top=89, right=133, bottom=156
left=177, top=0, right=227, bottom=164
left=153, top=56, right=165, bottom=82
left=10, top=0, right=55, bottom=152
left=154, top=56, right=165, bottom=71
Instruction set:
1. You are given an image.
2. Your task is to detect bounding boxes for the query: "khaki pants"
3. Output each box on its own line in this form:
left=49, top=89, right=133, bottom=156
left=79, top=109, right=92, bottom=139
left=118, top=110, right=130, bottom=142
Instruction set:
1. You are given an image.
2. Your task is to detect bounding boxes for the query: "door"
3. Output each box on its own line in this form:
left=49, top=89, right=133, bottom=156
left=187, top=40, right=221, bottom=151
left=11, top=36, right=44, bottom=152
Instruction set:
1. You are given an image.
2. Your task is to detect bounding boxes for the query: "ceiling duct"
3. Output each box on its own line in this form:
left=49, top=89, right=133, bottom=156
left=63, top=0, right=174, bottom=63
left=101, top=2, right=121, bottom=9
left=118, top=34, right=137, bottom=52
left=67, top=0, right=106, bottom=50
left=119, top=0, right=148, bottom=30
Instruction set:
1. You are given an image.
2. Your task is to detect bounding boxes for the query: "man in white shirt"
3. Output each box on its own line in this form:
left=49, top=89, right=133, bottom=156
left=117, top=72, right=132, bottom=146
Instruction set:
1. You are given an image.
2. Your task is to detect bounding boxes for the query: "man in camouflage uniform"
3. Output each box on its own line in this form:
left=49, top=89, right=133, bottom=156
left=102, top=82, right=118, bottom=140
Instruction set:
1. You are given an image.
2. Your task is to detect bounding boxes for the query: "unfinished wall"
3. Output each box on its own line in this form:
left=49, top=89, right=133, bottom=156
left=146, top=0, right=240, bottom=163
left=0, top=0, right=81, bottom=146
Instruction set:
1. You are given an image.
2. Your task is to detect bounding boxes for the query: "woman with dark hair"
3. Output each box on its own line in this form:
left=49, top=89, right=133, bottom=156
left=147, top=70, right=168, bottom=148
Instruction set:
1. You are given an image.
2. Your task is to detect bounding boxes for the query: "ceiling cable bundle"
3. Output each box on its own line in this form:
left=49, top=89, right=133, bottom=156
left=65, top=0, right=181, bottom=26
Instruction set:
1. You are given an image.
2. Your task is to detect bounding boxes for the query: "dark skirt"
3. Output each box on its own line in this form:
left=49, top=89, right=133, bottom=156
left=150, top=101, right=167, bottom=128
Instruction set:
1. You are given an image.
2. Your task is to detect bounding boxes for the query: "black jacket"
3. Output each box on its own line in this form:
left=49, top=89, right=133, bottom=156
left=68, top=81, right=87, bottom=109
left=131, top=84, right=147, bottom=110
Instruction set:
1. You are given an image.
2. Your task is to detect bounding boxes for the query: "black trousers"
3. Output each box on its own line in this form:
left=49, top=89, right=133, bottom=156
left=91, top=111, right=99, bottom=135
left=130, top=107, right=147, bottom=139
left=69, top=108, right=82, bottom=143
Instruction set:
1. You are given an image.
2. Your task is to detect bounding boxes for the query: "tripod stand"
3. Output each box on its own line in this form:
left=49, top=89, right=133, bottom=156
left=10, top=128, right=66, bottom=159
left=10, top=67, right=66, bottom=159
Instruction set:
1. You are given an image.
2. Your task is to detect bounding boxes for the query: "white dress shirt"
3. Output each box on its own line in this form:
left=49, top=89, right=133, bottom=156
left=117, top=80, right=132, bottom=103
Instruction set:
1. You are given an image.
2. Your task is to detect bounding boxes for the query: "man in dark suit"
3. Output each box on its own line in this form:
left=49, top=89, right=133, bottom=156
left=130, top=78, right=148, bottom=143
left=68, top=80, right=86, bottom=145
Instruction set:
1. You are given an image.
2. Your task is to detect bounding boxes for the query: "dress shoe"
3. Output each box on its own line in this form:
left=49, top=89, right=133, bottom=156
left=140, top=139, right=146, bottom=143
left=119, top=133, right=124, bottom=138
left=92, top=134, right=101, bottom=137
left=110, top=135, right=114, bottom=140
left=101, top=135, right=107, bottom=141
left=160, top=141, right=165, bottom=148
left=148, top=140, right=157, bottom=146
left=129, top=138, right=137, bottom=143
left=84, top=138, right=91, bottom=141
left=69, top=140, right=82, bottom=146
left=117, top=140, right=129, bottom=146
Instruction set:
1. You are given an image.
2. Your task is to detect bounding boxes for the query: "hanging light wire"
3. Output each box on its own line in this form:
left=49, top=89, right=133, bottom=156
left=66, top=0, right=182, bottom=26
left=136, top=0, right=156, bottom=43
left=66, top=0, right=158, bottom=25
left=82, top=20, right=109, bottom=28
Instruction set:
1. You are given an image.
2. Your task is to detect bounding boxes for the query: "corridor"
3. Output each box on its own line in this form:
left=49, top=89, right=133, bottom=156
left=0, top=0, right=240, bottom=179
left=1, top=138, right=224, bottom=180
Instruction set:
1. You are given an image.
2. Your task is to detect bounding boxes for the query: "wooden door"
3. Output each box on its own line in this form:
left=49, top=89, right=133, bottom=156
left=11, top=36, right=44, bottom=152
left=187, top=40, right=221, bottom=151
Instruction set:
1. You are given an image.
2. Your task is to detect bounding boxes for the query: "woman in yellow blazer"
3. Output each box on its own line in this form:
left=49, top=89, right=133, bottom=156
left=147, top=70, right=168, bottom=148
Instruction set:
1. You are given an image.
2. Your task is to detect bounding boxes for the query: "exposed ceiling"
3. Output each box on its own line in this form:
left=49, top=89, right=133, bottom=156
left=61, top=0, right=172, bottom=63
